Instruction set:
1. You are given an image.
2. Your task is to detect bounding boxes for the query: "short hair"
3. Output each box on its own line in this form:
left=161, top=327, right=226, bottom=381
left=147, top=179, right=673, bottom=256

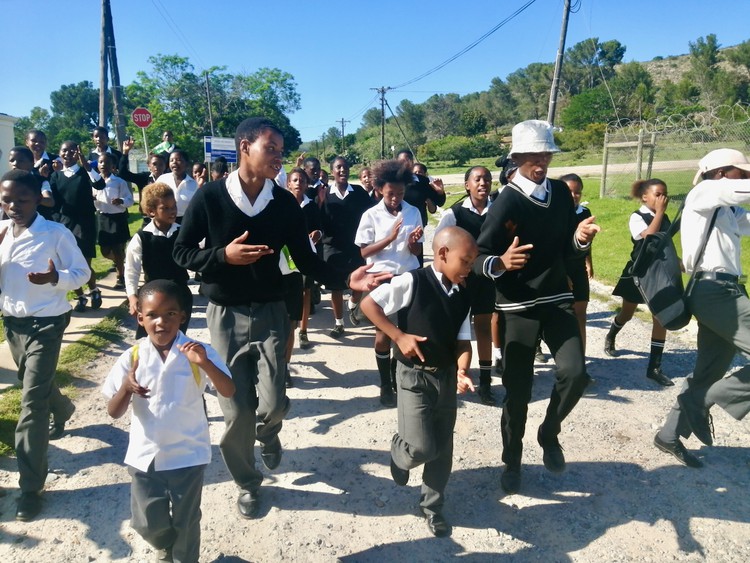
left=25, top=129, right=47, bottom=141
left=631, top=178, right=665, bottom=199
left=93, top=125, right=109, bottom=136
left=303, top=156, right=320, bottom=168
left=559, top=173, right=583, bottom=186
left=1, top=169, right=42, bottom=195
left=371, top=159, right=412, bottom=189
left=397, top=149, right=414, bottom=161
left=10, top=146, right=34, bottom=163
left=212, top=160, right=228, bottom=175
left=169, top=148, right=190, bottom=163
left=137, top=279, right=188, bottom=312
left=413, top=162, right=428, bottom=175
left=235, top=117, right=283, bottom=152
left=330, top=155, right=348, bottom=168
left=148, top=152, right=167, bottom=165
left=140, top=182, right=175, bottom=212
left=288, top=167, right=309, bottom=185
left=464, top=165, right=491, bottom=182
left=163, top=130, right=173, bottom=137
left=97, top=152, right=116, bottom=167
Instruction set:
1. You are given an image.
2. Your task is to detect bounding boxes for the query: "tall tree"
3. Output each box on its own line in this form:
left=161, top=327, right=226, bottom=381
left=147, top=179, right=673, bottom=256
left=507, top=62, right=554, bottom=120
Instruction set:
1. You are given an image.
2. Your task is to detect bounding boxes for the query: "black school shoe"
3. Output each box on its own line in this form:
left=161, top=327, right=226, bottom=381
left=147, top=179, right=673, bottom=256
left=90, top=289, right=103, bottom=309
left=16, top=491, right=43, bottom=521
left=425, top=512, right=451, bottom=537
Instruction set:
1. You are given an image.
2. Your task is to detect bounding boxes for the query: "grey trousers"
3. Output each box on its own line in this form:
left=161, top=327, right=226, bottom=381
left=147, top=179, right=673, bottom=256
left=6, top=313, right=74, bottom=493
left=207, top=301, right=290, bottom=493
left=129, top=462, right=205, bottom=563
left=659, top=279, right=750, bottom=441
left=391, top=362, right=457, bottom=516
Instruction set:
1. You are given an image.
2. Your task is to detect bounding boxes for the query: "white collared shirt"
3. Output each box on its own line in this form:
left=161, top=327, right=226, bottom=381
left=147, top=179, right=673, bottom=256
left=224, top=170, right=274, bottom=217
left=329, top=183, right=354, bottom=201
left=0, top=215, right=91, bottom=317
left=102, top=332, right=231, bottom=472
left=355, top=199, right=423, bottom=274
left=435, top=197, right=492, bottom=233
left=124, top=222, right=181, bottom=296
left=681, top=178, right=750, bottom=276
left=93, top=174, right=133, bottom=214
left=369, top=264, right=471, bottom=339
left=513, top=173, right=549, bottom=201
left=62, top=163, right=102, bottom=183
left=157, top=172, right=199, bottom=217
left=629, top=205, right=653, bottom=241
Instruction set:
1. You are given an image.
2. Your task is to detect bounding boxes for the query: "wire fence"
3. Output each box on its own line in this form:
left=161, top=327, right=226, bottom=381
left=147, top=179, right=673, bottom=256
left=600, top=103, right=750, bottom=197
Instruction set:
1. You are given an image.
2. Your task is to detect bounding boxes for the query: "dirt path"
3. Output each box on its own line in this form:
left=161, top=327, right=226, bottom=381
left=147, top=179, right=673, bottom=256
left=2, top=276, right=750, bottom=562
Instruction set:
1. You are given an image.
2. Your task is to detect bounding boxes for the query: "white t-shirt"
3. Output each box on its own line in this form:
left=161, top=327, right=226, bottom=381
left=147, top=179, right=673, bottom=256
left=354, top=200, right=423, bottom=274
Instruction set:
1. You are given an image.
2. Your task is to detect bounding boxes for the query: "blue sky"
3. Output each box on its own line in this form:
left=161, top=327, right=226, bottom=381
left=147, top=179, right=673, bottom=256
left=2, top=0, right=749, bottom=142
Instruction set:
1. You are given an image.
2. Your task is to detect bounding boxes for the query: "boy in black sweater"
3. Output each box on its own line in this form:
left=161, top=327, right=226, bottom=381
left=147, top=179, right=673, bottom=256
left=360, top=226, right=477, bottom=538
left=173, top=117, right=389, bottom=519
left=474, top=120, right=600, bottom=495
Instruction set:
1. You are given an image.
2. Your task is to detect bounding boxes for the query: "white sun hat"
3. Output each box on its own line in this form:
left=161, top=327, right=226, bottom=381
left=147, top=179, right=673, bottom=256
left=509, top=120, right=560, bottom=156
left=693, top=148, right=750, bottom=185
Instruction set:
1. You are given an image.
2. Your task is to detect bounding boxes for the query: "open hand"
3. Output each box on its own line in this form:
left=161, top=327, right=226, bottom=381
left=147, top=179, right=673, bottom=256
left=179, top=341, right=207, bottom=365
left=125, top=356, right=150, bottom=398
left=224, top=231, right=274, bottom=265
left=27, top=258, right=59, bottom=285
left=348, top=264, right=393, bottom=292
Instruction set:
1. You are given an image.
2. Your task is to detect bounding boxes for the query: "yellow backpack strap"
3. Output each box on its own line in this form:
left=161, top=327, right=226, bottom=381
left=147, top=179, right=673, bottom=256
left=131, top=344, right=139, bottom=365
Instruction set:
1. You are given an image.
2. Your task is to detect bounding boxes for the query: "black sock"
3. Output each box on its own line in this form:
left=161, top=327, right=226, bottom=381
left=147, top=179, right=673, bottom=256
left=376, top=351, right=391, bottom=389
left=479, top=360, right=492, bottom=386
left=647, top=339, right=665, bottom=371
left=607, top=318, right=624, bottom=340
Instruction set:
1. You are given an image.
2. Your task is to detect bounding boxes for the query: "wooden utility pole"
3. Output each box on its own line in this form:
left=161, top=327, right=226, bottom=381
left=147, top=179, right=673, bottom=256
left=371, top=86, right=390, bottom=159
left=338, top=118, right=349, bottom=153
left=547, top=0, right=571, bottom=125
left=99, top=0, right=108, bottom=128
left=104, top=0, right=126, bottom=147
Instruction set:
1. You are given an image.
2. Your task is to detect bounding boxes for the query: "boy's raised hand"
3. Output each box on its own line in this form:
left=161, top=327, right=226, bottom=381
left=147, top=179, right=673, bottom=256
left=178, top=341, right=208, bottom=365
left=27, top=258, right=60, bottom=285
left=125, top=356, right=150, bottom=398
left=394, top=333, right=428, bottom=363
left=348, top=264, right=393, bottom=292
left=575, top=215, right=601, bottom=245
left=499, top=236, right=533, bottom=272
left=224, top=231, right=274, bottom=265
left=122, top=137, right=135, bottom=153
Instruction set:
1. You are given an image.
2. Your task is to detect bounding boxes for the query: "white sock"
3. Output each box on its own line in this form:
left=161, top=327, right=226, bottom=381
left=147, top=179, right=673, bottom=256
left=335, top=318, right=344, bottom=327
left=493, top=347, right=502, bottom=360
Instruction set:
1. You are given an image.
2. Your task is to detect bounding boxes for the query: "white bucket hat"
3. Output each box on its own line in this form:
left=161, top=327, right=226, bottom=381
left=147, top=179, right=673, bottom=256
left=693, top=148, right=750, bottom=185
left=509, top=120, right=560, bottom=156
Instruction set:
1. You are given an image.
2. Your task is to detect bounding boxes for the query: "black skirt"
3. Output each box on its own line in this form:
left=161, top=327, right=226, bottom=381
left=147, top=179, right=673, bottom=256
left=98, top=212, right=130, bottom=247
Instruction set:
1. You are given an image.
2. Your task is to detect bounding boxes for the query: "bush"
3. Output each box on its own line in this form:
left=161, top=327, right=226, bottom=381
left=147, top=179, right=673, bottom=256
left=557, top=123, right=607, bottom=151
left=417, top=135, right=499, bottom=166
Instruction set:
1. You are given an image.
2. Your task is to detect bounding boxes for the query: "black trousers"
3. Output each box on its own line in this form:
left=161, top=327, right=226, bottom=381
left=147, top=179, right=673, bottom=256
left=499, top=302, right=589, bottom=465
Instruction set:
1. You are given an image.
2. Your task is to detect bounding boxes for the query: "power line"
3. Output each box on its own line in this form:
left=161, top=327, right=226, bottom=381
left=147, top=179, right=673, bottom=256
left=389, top=0, right=540, bottom=90
left=150, top=0, right=205, bottom=69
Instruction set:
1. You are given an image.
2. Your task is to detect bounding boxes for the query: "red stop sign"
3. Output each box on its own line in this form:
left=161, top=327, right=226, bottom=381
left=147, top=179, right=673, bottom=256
left=131, top=107, right=152, bottom=129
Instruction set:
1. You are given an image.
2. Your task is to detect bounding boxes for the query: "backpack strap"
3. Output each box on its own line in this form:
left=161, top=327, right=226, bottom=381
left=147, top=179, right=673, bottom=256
left=130, top=343, right=201, bottom=387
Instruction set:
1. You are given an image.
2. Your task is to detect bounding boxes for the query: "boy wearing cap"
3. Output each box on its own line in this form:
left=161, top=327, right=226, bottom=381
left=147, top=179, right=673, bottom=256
left=655, top=148, right=750, bottom=468
left=474, top=120, right=600, bottom=494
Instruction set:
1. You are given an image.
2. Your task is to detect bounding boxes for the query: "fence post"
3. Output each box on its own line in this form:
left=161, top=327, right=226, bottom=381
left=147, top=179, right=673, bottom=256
left=635, top=128, right=644, bottom=181
left=600, top=131, right=609, bottom=199
left=646, top=132, right=656, bottom=179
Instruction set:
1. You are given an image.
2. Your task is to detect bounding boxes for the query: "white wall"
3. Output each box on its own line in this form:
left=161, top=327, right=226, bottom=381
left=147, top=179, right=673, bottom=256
left=0, top=113, right=19, bottom=176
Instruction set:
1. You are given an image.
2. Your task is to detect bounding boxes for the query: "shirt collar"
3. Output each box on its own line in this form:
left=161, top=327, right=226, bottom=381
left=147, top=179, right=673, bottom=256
left=63, top=163, right=81, bottom=175
left=638, top=204, right=655, bottom=216
left=300, top=194, right=312, bottom=208
left=461, top=197, right=491, bottom=215
left=513, top=173, right=549, bottom=198
left=329, top=183, right=353, bottom=200
left=429, top=264, right=460, bottom=295
left=144, top=221, right=180, bottom=236
left=225, top=170, right=275, bottom=206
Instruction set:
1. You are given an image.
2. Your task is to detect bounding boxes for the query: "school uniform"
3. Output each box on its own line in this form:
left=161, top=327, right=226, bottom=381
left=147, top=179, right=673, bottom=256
left=30, top=153, right=59, bottom=221
left=475, top=175, right=590, bottom=468
left=354, top=199, right=423, bottom=274
left=125, top=222, right=191, bottom=338
left=50, top=165, right=105, bottom=259
left=117, top=153, right=159, bottom=191
left=320, top=183, right=374, bottom=289
left=404, top=173, right=446, bottom=227
left=300, top=195, right=322, bottom=290
left=658, top=178, right=750, bottom=443
left=93, top=173, right=133, bottom=248
left=156, top=172, right=198, bottom=223
left=102, top=331, right=230, bottom=563
left=173, top=172, right=341, bottom=497
left=566, top=204, right=593, bottom=302
left=0, top=214, right=90, bottom=494
left=370, top=265, right=472, bottom=516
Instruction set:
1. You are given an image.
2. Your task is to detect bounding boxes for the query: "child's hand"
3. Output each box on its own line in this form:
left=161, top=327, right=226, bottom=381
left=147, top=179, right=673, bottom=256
left=111, top=198, right=124, bottom=205
left=408, top=225, right=423, bottom=245
left=224, top=231, right=274, bottom=265
left=123, top=137, right=135, bottom=153
left=125, top=356, right=150, bottom=398
left=457, top=369, right=475, bottom=394
left=575, top=216, right=601, bottom=245
left=52, top=159, right=63, bottom=172
left=39, top=162, right=51, bottom=179
left=309, top=230, right=322, bottom=244
left=0, top=226, right=7, bottom=246
left=27, top=259, right=60, bottom=285
left=127, top=295, right=138, bottom=316
left=348, top=265, right=393, bottom=292
left=394, top=333, right=428, bottom=363
left=499, top=236, right=533, bottom=272
left=389, top=217, right=404, bottom=242
left=179, top=341, right=208, bottom=365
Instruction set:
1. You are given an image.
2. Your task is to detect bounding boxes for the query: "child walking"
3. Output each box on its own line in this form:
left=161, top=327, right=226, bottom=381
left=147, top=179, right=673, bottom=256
left=103, top=279, right=234, bottom=562
left=354, top=160, right=423, bottom=407
left=606, top=178, right=674, bottom=387
left=360, top=226, right=477, bottom=537
left=94, top=153, right=133, bottom=289
left=0, top=170, right=91, bottom=521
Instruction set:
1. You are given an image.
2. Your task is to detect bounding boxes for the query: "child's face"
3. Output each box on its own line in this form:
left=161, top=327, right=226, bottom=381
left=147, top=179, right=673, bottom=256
left=149, top=196, right=178, bottom=229
left=359, top=169, right=372, bottom=189
left=331, top=159, right=349, bottom=186
left=149, top=156, right=166, bottom=178
left=169, top=152, right=188, bottom=177
left=98, top=155, right=114, bottom=176
left=192, top=163, right=206, bottom=179
left=25, top=132, right=46, bottom=155
left=642, top=183, right=668, bottom=211
left=93, top=130, right=108, bottom=149
left=137, top=292, right=186, bottom=351
left=287, top=172, right=308, bottom=201
left=9, top=150, right=33, bottom=172
left=565, top=180, right=583, bottom=207
left=320, top=170, right=329, bottom=185
left=304, top=161, right=321, bottom=183
left=438, top=239, right=478, bottom=286
left=60, top=142, right=78, bottom=167
left=412, top=164, right=427, bottom=176
left=239, top=128, right=284, bottom=180
left=1, top=181, right=41, bottom=228
left=465, top=168, right=491, bottom=202
left=380, top=182, right=405, bottom=213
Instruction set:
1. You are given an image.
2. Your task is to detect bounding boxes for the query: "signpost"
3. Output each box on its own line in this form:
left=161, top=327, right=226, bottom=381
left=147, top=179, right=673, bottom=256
left=131, top=107, right=152, bottom=155
left=203, top=136, right=237, bottom=163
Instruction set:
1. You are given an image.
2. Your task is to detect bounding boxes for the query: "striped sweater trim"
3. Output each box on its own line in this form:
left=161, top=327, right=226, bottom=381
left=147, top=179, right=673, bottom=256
left=494, top=292, right=574, bottom=312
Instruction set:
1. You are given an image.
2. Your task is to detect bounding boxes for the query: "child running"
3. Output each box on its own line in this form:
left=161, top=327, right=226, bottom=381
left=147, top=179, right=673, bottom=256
left=605, top=178, right=675, bottom=387
left=103, top=279, right=234, bottom=562
left=354, top=160, right=423, bottom=407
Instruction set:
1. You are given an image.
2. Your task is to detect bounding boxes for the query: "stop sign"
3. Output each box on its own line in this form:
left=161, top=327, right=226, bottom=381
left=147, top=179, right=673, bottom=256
left=131, top=107, right=152, bottom=129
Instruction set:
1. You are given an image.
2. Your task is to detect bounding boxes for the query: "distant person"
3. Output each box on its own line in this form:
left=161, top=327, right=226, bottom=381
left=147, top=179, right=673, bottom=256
left=604, top=178, right=674, bottom=387
left=474, top=120, right=599, bottom=495
left=396, top=150, right=446, bottom=228
left=49, top=141, right=106, bottom=312
left=93, top=153, right=133, bottom=290
left=360, top=226, right=478, bottom=538
left=210, top=157, right=229, bottom=181
left=118, top=137, right=167, bottom=195
left=655, top=149, right=750, bottom=468
left=0, top=170, right=90, bottom=521
left=88, top=126, right=123, bottom=173
left=103, top=279, right=234, bottom=562
left=411, top=162, right=443, bottom=215
left=436, top=165, right=496, bottom=405
left=152, top=130, right=177, bottom=157
left=25, top=129, right=61, bottom=174
left=193, top=162, right=208, bottom=188
left=156, top=149, right=197, bottom=224
left=359, top=166, right=380, bottom=202
left=7, top=146, right=55, bottom=218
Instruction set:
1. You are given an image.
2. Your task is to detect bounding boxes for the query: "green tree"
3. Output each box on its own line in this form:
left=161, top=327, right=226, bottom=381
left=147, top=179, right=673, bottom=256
left=361, top=108, right=382, bottom=129
left=560, top=86, right=614, bottom=129
left=563, top=38, right=625, bottom=95
left=476, top=77, right=516, bottom=133
left=395, top=99, right=426, bottom=145
left=459, top=108, right=487, bottom=136
left=423, top=94, right=461, bottom=140
left=611, top=62, right=655, bottom=120
left=688, top=34, right=739, bottom=111
left=507, top=62, right=553, bottom=119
